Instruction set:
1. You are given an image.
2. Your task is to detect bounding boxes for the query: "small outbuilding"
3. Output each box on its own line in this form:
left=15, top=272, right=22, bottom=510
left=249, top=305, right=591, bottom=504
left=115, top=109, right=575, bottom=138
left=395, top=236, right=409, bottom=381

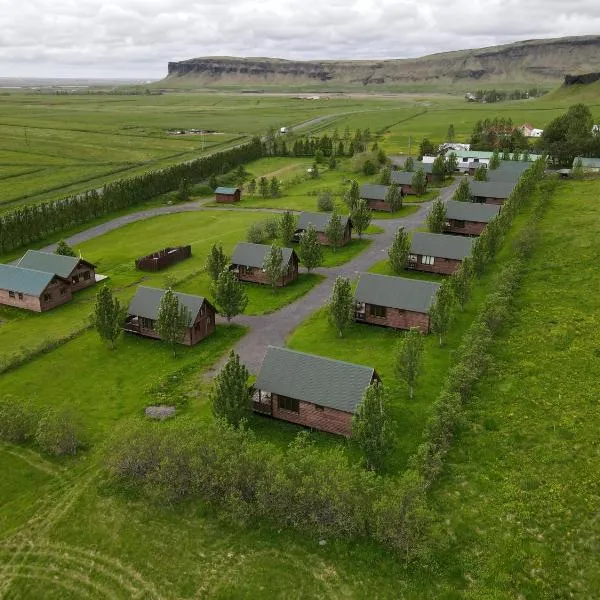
left=469, top=181, right=516, bottom=205
left=294, top=212, right=353, bottom=245
left=0, top=264, right=72, bottom=312
left=17, top=250, right=96, bottom=292
left=253, top=346, right=379, bottom=436
left=354, top=273, right=440, bottom=333
left=215, top=186, right=241, bottom=203
left=230, top=242, right=299, bottom=286
left=124, top=286, right=216, bottom=346
left=389, top=170, right=425, bottom=195
left=408, top=232, right=474, bottom=275
left=444, top=200, right=500, bottom=236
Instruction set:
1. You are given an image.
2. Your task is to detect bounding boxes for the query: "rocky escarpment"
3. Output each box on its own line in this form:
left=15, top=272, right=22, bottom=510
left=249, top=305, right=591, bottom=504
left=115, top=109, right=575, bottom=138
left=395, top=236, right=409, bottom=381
left=164, top=35, right=600, bottom=88
left=564, top=72, right=600, bottom=85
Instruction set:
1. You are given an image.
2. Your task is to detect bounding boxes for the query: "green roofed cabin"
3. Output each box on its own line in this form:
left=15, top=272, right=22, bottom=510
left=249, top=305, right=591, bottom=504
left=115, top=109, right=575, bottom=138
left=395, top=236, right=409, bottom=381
left=230, top=242, right=299, bottom=286
left=390, top=170, right=427, bottom=194
left=215, top=186, right=241, bottom=203
left=294, top=212, right=353, bottom=245
left=409, top=232, right=474, bottom=275
left=0, top=264, right=72, bottom=312
left=17, top=249, right=96, bottom=292
left=355, top=273, right=440, bottom=333
left=469, top=180, right=516, bottom=205
left=124, top=286, right=216, bottom=346
left=253, top=346, right=379, bottom=436
left=444, top=200, right=500, bottom=236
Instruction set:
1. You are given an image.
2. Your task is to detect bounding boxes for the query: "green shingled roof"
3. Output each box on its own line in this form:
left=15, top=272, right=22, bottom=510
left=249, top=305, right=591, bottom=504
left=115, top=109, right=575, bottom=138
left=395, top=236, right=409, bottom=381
left=296, top=212, right=351, bottom=232
left=445, top=200, right=500, bottom=223
left=255, top=346, right=376, bottom=414
left=0, top=264, right=58, bottom=296
left=231, top=242, right=296, bottom=269
left=390, top=171, right=417, bottom=186
left=355, top=273, right=440, bottom=313
left=215, top=186, right=240, bottom=195
left=469, top=180, right=516, bottom=199
left=127, top=286, right=207, bottom=321
left=17, top=250, right=94, bottom=279
left=411, top=232, right=474, bottom=260
left=359, top=183, right=389, bottom=200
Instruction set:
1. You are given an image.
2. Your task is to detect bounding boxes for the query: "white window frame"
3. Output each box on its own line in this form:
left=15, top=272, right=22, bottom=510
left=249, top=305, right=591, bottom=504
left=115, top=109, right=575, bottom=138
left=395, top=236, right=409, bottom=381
left=408, top=254, right=418, bottom=262
left=422, top=255, right=435, bottom=265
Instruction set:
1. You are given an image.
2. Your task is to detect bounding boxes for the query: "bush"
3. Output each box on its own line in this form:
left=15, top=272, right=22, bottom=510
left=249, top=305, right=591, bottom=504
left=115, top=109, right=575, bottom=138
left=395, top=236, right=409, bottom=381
left=35, top=408, right=82, bottom=456
left=263, top=218, right=279, bottom=240
left=0, top=400, right=39, bottom=443
left=317, top=191, right=334, bottom=211
left=246, top=222, right=265, bottom=244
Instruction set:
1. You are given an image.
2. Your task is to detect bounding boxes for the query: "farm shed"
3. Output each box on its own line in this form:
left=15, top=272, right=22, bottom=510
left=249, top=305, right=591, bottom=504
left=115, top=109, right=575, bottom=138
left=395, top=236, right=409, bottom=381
left=253, top=346, right=379, bottom=436
left=215, top=186, right=241, bottom=203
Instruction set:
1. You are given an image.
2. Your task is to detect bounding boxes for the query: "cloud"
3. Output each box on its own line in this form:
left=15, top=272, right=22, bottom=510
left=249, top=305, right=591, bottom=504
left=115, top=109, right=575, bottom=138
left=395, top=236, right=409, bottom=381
left=0, top=0, right=599, bottom=78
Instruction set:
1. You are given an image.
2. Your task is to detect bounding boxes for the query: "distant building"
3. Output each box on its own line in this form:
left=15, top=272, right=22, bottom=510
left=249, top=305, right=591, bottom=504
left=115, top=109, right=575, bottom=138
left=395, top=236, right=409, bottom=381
left=520, top=123, right=543, bottom=138
left=573, top=157, right=600, bottom=172
left=215, top=186, right=241, bottom=203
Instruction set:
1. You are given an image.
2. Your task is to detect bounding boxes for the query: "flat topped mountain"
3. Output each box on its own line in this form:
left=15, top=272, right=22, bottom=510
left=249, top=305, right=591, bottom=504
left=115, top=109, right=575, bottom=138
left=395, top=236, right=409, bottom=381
left=165, top=35, right=600, bottom=88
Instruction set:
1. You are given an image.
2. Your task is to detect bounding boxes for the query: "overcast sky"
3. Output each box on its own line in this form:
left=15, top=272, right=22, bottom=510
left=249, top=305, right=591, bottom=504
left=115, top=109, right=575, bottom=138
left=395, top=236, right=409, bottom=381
left=1, top=0, right=599, bottom=79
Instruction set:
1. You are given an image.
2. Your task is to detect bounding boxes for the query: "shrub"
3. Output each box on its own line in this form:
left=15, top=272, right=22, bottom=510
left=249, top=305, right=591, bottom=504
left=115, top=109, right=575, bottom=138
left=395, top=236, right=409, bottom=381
left=0, top=400, right=39, bottom=443
left=35, top=408, right=82, bottom=456
left=263, top=218, right=279, bottom=240
left=317, top=190, right=334, bottom=211
left=246, top=222, right=265, bottom=244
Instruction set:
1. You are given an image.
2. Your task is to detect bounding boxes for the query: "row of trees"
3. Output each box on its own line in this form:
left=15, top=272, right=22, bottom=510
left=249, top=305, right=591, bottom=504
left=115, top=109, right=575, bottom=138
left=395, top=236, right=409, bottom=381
left=470, top=118, right=529, bottom=152
left=0, top=138, right=263, bottom=256
left=467, top=88, right=546, bottom=103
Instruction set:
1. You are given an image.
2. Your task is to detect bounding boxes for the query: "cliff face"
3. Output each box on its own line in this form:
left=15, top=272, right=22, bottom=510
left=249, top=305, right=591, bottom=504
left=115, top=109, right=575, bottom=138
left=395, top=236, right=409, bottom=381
left=164, top=36, right=600, bottom=88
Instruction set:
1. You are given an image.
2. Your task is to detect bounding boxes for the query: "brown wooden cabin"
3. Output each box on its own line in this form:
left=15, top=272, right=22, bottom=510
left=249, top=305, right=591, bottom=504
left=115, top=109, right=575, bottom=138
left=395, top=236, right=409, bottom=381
left=354, top=273, right=441, bottom=333
left=17, top=250, right=96, bottom=293
left=393, top=162, right=434, bottom=182
left=443, top=200, right=500, bottom=236
left=390, top=170, right=426, bottom=195
left=215, top=186, right=241, bottom=203
left=135, top=246, right=192, bottom=272
left=124, top=286, right=216, bottom=346
left=469, top=181, right=515, bottom=205
left=230, top=242, right=299, bottom=287
left=294, top=212, right=353, bottom=245
left=408, top=232, right=474, bottom=275
left=359, top=183, right=395, bottom=212
left=253, top=346, right=379, bottom=436
left=0, top=264, right=72, bottom=312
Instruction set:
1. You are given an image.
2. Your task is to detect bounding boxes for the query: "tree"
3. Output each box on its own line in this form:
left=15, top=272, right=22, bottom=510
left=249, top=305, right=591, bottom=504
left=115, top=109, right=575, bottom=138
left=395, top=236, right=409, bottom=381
left=411, top=168, right=427, bottom=196
left=432, top=155, right=446, bottom=182
left=429, top=281, right=454, bottom=347
left=270, top=176, right=281, bottom=198
left=404, top=156, right=414, bottom=172
left=446, top=124, right=455, bottom=142
left=209, top=174, right=218, bottom=191
left=155, top=289, right=192, bottom=356
left=471, top=236, right=488, bottom=277
left=419, top=138, right=435, bottom=157
left=426, top=198, right=447, bottom=233
left=451, top=260, right=472, bottom=311
left=92, top=286, right=125, bottom=349
left=395, top=329, right=424, bottom=399
left=489, top=150, right=500, bottom=170
left=213, top=268, right=248, bottom=322
left=521, top=149, right=530, bottom=162
left=328, top=276, right=354, bottom=337
left=363, top=159, right=377, bottom=175
left=344, top=179, right=360, bottom=210
left=247, top=178, right=257, bottom=195
left=573, top=157, right=584, bottom=179
left=234, top=164, right=247, bottom=187
left=324, top=210, right=344, bottom=251
left=474, top=165, right=488, bottom=181
left=279, top=211, right=297, bottom=245
left=210, top=351, right=251, bottom=428
left=328, top=153, right=337, bottom=170
left=377, top=148, right=387, bottom=165
left=177, top=177, right=191, bottom=202
left=379, top=165, right=392, bottom=185
left=314, top=149, right=324, bottom=164
left=501, top=148, right=511, bottom=160
left=35, top=408, right=81, bottom=456
left=298, top=223, right=323, bottom=272
left=55, top=239, right=76, bottom=257
left=259, top=176, right=269, bottom=198
left=453, top=176, right=471, bottom=202
left=262, top=244, right=284, bottom=289
left=311, top=162, right=319, bottom=178
left=317, top=190, right=334, bottom=211
left=351, top=381, right=393, bottom=471
left=384, top=184, right=403, bottom=212
left=350, top=200, right=372, bottom=239
left=205, top=242, right=229, bottom=282
left=445, top=152, right=458, bottom=175
left=388, top=227, right=410, bottom=274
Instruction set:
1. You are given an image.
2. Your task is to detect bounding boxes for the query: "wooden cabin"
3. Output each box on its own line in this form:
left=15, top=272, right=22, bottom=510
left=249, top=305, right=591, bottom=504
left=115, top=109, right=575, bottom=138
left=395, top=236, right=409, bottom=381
left=389, top=170, right=425, bottom=195
left=393, top=162, right=434, bottom=182
left=486, top=161, right=530, bottom=182
left=17, top=250, right=96, bottom=293
left=230, top=242, right=299, bottom=287
left=0, top=264, right=72, bottom=312
left=135, top=246, right=192, bottom=272
left=359, top=183, right=393, bottom=212
left=253, top=346, right=379, bottom=436
left=215, top=186, right=241, bottom=203
left=124, top=287, right=216, bottom=346
left=469, top=181, right=515, bottom=205
left=444, top=200, right=500, bottom=236
left=294, top=212, right=353, bottom=245
left=354, top=273, right=440, bottom=333
left=408, top=232, right=474, bottom=275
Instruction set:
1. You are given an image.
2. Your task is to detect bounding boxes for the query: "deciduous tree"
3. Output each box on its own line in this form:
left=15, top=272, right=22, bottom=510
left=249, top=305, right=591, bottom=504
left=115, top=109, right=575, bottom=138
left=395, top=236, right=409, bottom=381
left=92, top=286, right=125, bottom=349
left=156, top=289, right=192, bottom=356
left=350, top=200, right=372, bottom=238
left=489, top=150, right=500, bottom=169
left=210, top=351, right=251, bottom=427
left=453, top=176, right=471, bottom=202
left=395, top=329, right=424, bottom=399
left=379, top=165, right=392, bottom=185
left=263, top=244, right=284, bottom=289
left=385, top=184, right=403, bottom=212
left=474, top=165, right=488, bottom=181
left=279, top=211, right=297, bottom=245
left=178, top=177, right=191, bottom=201
left=325, top=210, right=344, bottom=251
left=388, top=227, right=410, bottom=274
left=259, top=176, right=269, bottom=198
left=426, top=198, right=447, bottom=233
left=205, top=243, right=229, bottom=283
left=270, top=176, right=281, bottom=198
left=432, top=155, right=446, bottom=182
left=451, top=259, right=472, bottom=311
left=429, top=280, right=454, bottom=347
left=328, top=276, right=354, bottom=337
left=213, top=268, right=248, bottom=322
left=298, top=224, right=323, bottom=272
left=404, top=156, right=414, bottom=172
left=411, top=168, right=427, bottom=196
left=344, top=179, right=360, bottom=210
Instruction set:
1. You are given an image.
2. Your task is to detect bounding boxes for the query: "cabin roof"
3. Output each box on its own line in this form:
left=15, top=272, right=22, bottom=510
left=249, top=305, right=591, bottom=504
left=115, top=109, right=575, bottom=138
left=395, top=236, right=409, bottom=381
left=296, top=212, right=351, bottom=232
left=445, top=200, right=500, bottom=223
left=411, top=232, right=474, bottom=260
left=355, top=273, right=440, bottom=313
left=390, top=170, right=416, bottom=185
left=359, top=183, right=389, bottom=200
left=469, top=180, right=516, bottom=199
left=231, top=242, right=296, bottom=269
left=215, top=186, right=240, bottom=195
left=256, top=346, right=376, bottom=414
left=17, top=250, right=94, bottom=279
left=127, top=286, right=208, bottom=321
left=0, top=264, right=62, bottom=297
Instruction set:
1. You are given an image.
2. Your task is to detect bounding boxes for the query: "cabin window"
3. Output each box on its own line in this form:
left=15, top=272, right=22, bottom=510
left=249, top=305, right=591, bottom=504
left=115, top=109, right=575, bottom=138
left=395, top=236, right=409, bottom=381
left=422, top=255, right=435, bottom=265
left=277, top=395, right=299, bottom=413
left=369, top=304, right=387, bottom=318
left=83, top=271, right=91, bottom=281
left=8, top=291, right=15, bottom=298
left=43, top=293, right=52, bottom=302
left=453, top=219, right=465, bottom=228
left=18, top=293, right=23, bottom=300
left=238, top=265, right=249, bottom=275
left=314, top=404, right=325, bottom=412
left=72, top=275, right=79, bottom=284
left=408, top=254, right=417, bottom=262
left=141, top=317, right=154, bottom=330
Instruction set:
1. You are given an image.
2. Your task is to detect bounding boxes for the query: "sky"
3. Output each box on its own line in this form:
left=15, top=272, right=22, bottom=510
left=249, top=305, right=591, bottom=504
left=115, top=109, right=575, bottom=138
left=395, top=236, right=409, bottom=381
left=1, top=0, right=599, bottom=79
